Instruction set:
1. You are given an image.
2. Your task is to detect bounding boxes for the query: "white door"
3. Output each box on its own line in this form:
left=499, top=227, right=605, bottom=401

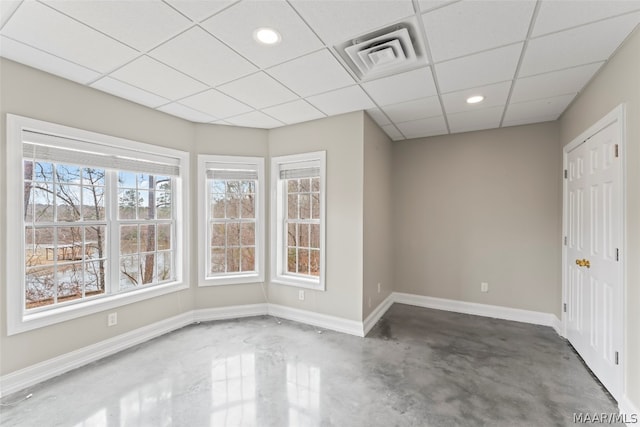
left=566, top=121, right=623, bottom=400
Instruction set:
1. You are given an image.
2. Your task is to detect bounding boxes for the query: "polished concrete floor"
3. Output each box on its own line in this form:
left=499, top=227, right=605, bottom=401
left=1, top=304, right=621, bottom=426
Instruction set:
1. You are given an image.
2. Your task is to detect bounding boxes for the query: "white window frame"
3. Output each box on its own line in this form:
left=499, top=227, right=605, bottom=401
left=5, top=114, right=190, bottom=335
left=270, top=151, right=326, bottom=291
left=198, top=155, right=265, bottom=286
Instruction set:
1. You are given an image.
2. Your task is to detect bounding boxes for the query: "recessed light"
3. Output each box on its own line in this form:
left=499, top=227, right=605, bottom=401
left=253, top=27, right=281, bottom=45
left=466, top=95, right=485, bottom=104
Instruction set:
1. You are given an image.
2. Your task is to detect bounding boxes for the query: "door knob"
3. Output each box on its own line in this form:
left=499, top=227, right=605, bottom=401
left=575, top=259, right=591, bottom=268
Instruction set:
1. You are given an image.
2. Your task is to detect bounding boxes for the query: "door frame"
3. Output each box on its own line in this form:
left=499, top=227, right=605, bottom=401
left=561, top=103, right=626, bottom=402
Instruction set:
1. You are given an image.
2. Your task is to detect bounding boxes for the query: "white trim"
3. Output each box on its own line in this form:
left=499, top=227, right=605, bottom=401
left=268, top=303, right=364, bottom=337
left=270, top=151, right=326, bottom=291
left=619, top=395, right=640, bottom=426
left=393, top=292, right=561, bottom=329
left=5, top=114, right=191, bottom=336
left=363, top=293, right=394, bottom=336
left=192, top=303, right=268, bottom=322
left=0, top=303, right=357, bottom=397
left=197, top=154, right=266, bottom=287
left=0, top=296, right=566, bottom=398
left=561, top=104, right=626, bottom=403
left=551, top=316, right=563, bottom=337
left=0, top=311, right=193, bottom=398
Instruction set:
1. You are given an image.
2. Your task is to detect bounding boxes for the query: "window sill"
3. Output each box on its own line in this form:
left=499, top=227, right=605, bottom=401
left=199, top=273, right=264, bottom=287
left=9, top=281, right=189, bottom=336
left=270, top=275, right=324, bottom=291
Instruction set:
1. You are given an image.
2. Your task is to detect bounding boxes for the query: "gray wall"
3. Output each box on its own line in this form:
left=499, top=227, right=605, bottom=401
left=193, top=124, right=269, bottom=309
left=392, top=122, right=562, bottom=315
left=0, top=59, right=272, bottom=375
left=0, top=58, right=194, bottom=374
left=559, top=27, right=640, bottom=414
left=363, top=113, right=393, bottom=319
left=267, top=112, right=365, bottom=322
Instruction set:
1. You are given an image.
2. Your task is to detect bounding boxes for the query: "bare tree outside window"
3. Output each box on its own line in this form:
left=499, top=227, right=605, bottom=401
left=23, top=161, right=106, bottom=309
left=209, top=179, right=256, bottom=275
left=118, top=173, right=173, bottom=290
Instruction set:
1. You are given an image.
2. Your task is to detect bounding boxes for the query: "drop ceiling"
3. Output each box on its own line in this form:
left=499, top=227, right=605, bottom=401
left=1, top=0, right=639, bottom=140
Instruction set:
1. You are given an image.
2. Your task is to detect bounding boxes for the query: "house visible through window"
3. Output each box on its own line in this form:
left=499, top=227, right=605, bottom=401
left=7, top=114, right=189, bottom=335
left=198, top=155, right=265, bottom=286
left=271, top=151, right=326, bottom=291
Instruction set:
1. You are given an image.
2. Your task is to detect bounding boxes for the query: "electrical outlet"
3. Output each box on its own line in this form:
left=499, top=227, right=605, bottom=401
left=481, top=282, right=489, bottom=293
left=107, top=312, right=117, bottom=326
left=298, top=290, right=305, bottom=301
left=377, top=283, right=381, bottom=293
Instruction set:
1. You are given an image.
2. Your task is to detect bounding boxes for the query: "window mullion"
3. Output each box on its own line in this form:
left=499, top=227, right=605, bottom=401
left=107, top=170, right=119, bottom=296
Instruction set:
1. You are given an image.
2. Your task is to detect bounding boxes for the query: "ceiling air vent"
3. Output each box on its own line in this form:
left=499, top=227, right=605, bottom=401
left=335, top=18, right=426, bottom=81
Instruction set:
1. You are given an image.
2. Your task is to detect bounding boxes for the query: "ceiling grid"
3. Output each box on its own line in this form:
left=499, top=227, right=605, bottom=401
left=0, top=0, right=638, bottom=140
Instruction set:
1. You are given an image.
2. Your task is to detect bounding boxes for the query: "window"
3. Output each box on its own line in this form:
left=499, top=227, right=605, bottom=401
left=6, top=114, right=189, bottom=335
left=271, top=152, right=326, bottom=290
left=198, top=155, right=265, bottom=286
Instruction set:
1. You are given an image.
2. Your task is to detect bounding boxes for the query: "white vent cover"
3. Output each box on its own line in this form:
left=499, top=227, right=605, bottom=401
left=335, top=19, right=426, bottom=81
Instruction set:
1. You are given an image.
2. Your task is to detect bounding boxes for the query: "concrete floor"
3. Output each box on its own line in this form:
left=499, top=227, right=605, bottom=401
left=0, top=304, right=621, bottom=426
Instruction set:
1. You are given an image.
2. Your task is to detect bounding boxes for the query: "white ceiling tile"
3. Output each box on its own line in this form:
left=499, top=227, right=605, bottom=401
left=0, top=0, right=21, bottom=28
left=225, top=111, right=284, bottom=129
left=520, top=12, right=640, bottom=77
left=218, top=72, right=298, bottom=109
left=504, top=94, right=575, bottom=124
left=533, top=0, right=640, bottom=37
left=291, top=0, right=415, bottom=45
left=262, top=100, right=325, bottom=125
left=0, top=1, right=137, bottom=73
left=165, top=0, right=237, bottom=22
left=366, top=108, right=392, bottom=127
left=441, top=81, right=511, bottom=114
left=418, top=1, right=458, bottom=13
left=267, top=49, right=355, bottom=97
left=395, top=116, right=448, bottom=139
left=306, top=86, right=376, bottom=116
left=383, top=96, right=442, bottom=123
left=423, top=0, right=535, bottom=62
left=44, top=0, right=191, bottom=52
left=447, top=106, right=504, bottom=133
left=502, top=116, right=556, bottom=128
left=381, top=124, right=405, bottom=141
left=511, top=62, right=603, bottom=104
left=110, top=56, right=207, bottom=100
left=179, top=89, right=252, bottom=119
left=436, top=43, right=523, bottom=93
left=157, top=102, right=217, bottom=123
left=362, top=67, right=437, bottom=106
left=0, top=35, right=101, bottom=84
left=150, top=26, right=257, bottom=87
left=91, top=77, right=170, bottom=109
left=201, top=0, right=323, bottom=68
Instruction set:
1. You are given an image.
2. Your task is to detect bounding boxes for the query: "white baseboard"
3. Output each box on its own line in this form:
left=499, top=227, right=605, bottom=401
left=393, top=292, right=562, bottom=330
left=620, top=395, right=640, bottom=426
left=193, top=303, right=268, bottom=323
left=0, top=294, right=566, bottom=398
left=0, top=311, right=193, bottom=398
left=551, top=316, right=563, bottom=336
left=363, top=293, right=394, bottom=336
left=268, top=303, right=364, bottom=337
